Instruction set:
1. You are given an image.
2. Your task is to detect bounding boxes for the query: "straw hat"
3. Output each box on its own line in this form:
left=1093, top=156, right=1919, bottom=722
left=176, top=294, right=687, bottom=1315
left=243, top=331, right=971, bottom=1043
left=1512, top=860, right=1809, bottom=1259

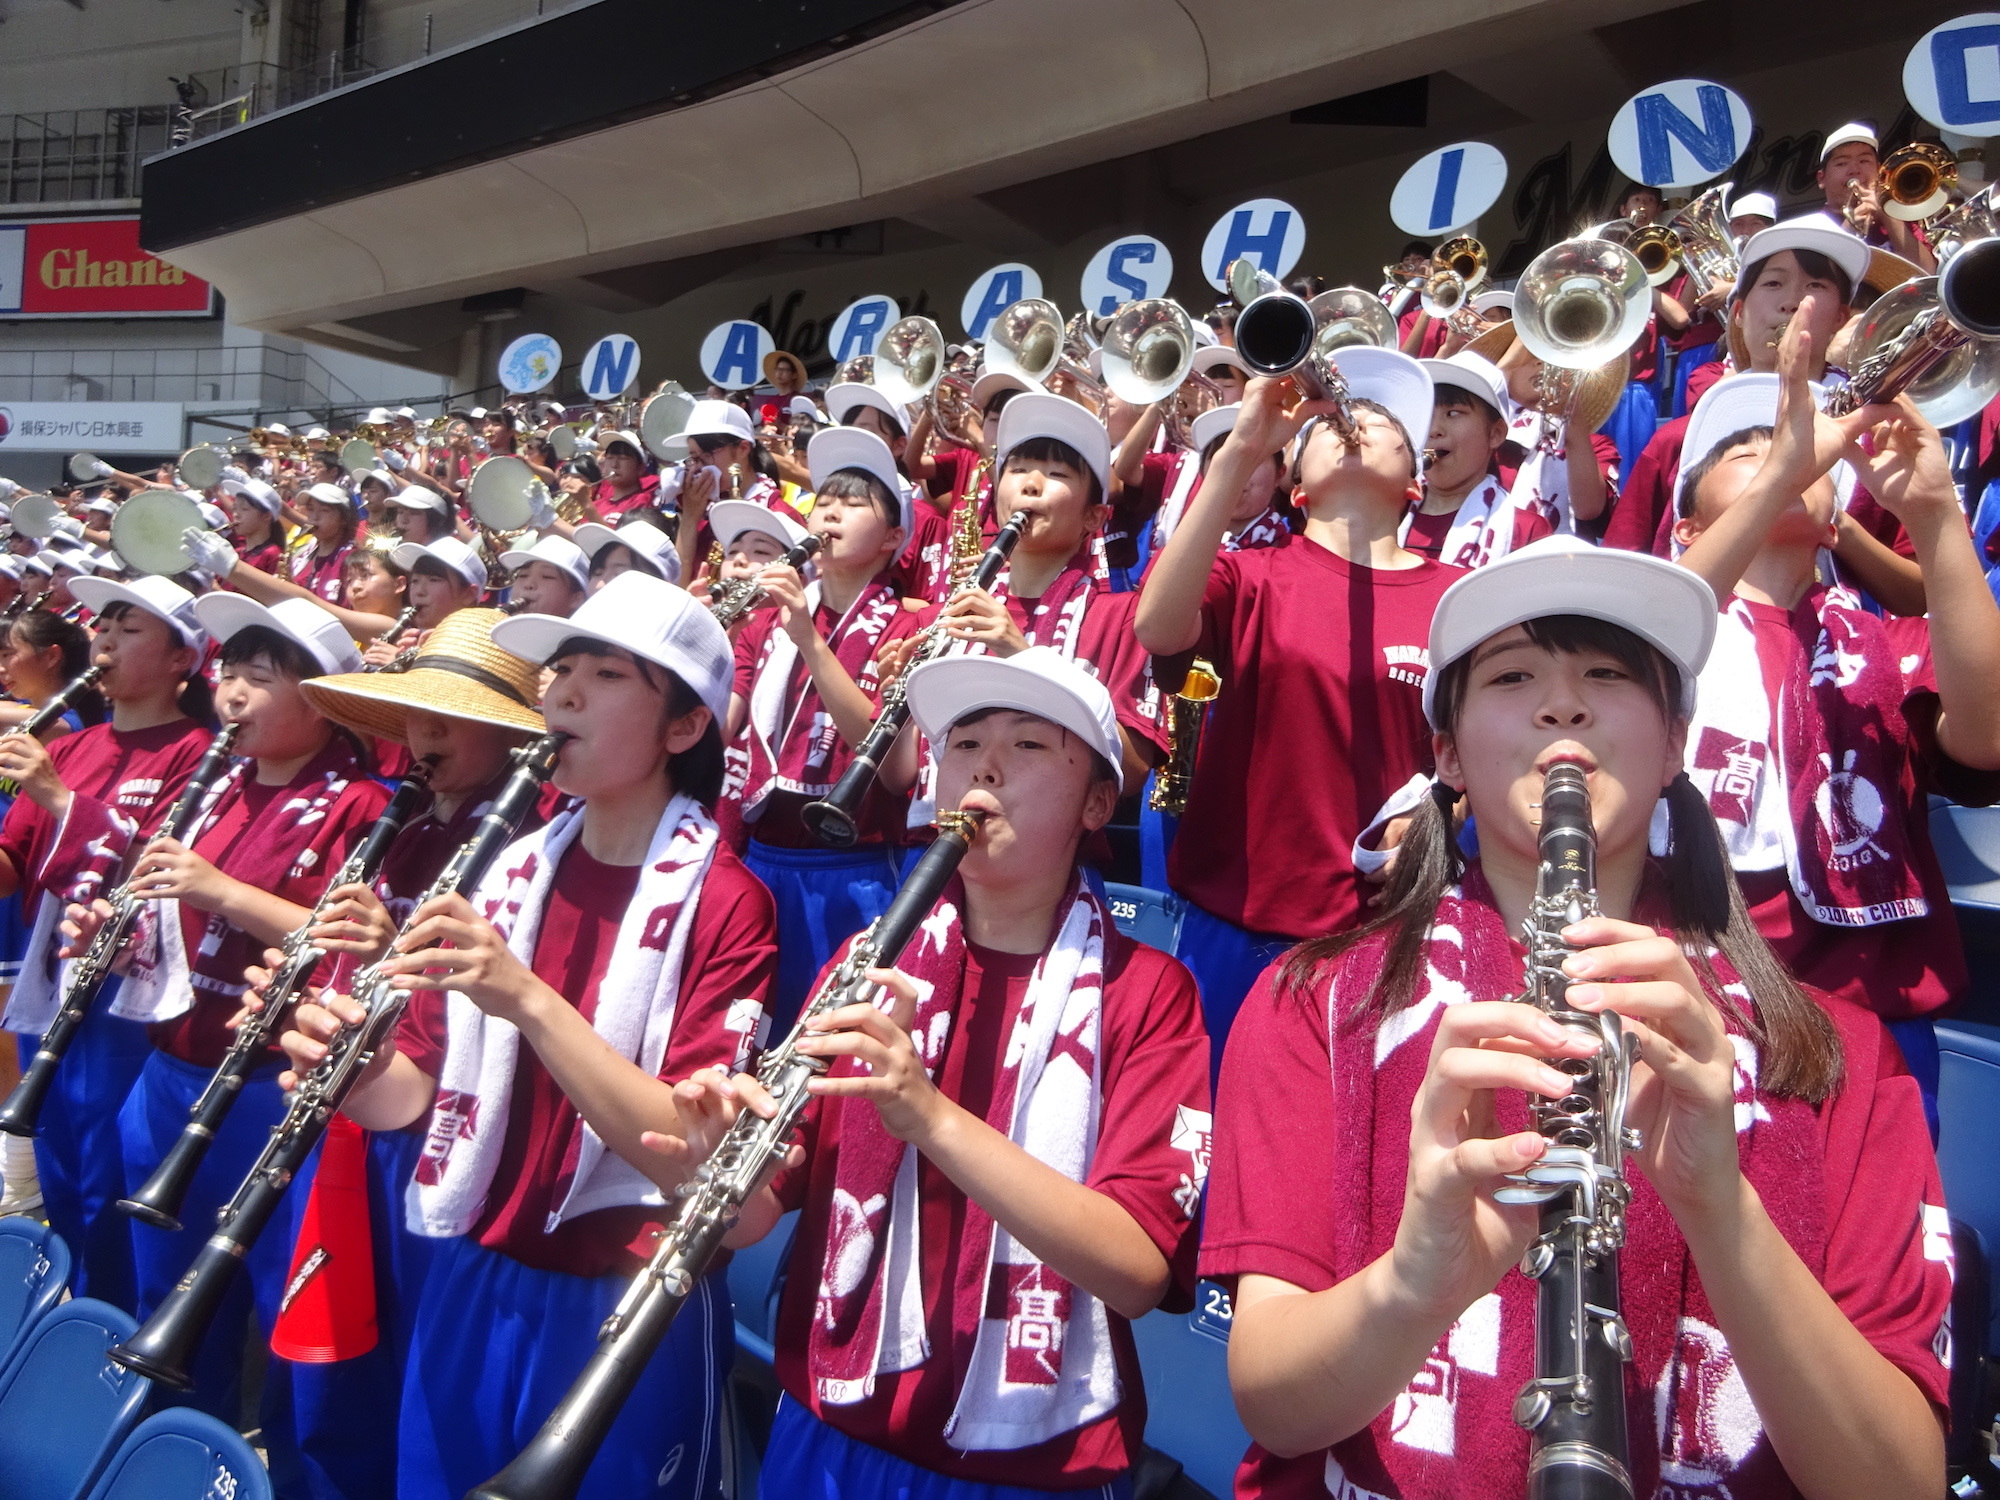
left=300, top=607, right=546, bottom=745
left=1464, top=321, right=1627, bottom=432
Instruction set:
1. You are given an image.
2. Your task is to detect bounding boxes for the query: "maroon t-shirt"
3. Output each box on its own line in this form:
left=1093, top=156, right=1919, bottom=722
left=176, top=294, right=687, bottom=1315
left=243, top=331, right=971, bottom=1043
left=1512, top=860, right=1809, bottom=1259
left=234, top=537, right=285, bottom=577
left=729, top=595, right=922, bottom=850
left=1169, top=543, right=1459, bottom=937
left=0, top=719, right=215, bottom=909
left=772, top=928, right=1209, bottom=1489
left=397, top=839, right=777, bottom=1276
left=1202, top=942, right=1954, bottom=1500
left=291, top=536, right=353, bottom=604
left=1603, top=414, right=1692, bottom=555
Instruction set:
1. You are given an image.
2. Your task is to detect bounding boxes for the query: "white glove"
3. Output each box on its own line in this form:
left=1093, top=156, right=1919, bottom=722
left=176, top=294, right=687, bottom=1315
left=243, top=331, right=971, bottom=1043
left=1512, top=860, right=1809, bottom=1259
left=527, top=481, right=556, bottom=530
left=181, top=526, right=238, bottom=576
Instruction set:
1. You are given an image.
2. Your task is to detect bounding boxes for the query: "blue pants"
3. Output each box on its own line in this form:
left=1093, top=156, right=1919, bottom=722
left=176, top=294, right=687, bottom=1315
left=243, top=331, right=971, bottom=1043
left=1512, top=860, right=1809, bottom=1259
left=1137, top=773, right=1177, bottom=892
left=283, top=1127, right=439, bottom=1500
left=1174, top=900, right=1294, bottom=1081
left=1672, top=340, right=1719, bottom=418
left=763, top=1394, right=1133, bottom=1500
left=397, top=1233, right=731, bottom=1500
left=26, top=977, right=152, bottom=1309
left=745, top=841, right=901, bottom=1035
left=1606, top=381, right=1662, bottom=477
left=118, top=1050, right=295, bottom=1428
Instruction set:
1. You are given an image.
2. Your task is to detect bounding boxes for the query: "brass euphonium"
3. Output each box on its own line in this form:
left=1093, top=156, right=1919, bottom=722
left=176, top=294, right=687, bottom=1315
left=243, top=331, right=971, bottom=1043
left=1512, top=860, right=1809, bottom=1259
left=1825, top=233, right=2000, bottom=428
left=1624, top=224, right=1683, bottom=288
left=1878, top=141, right=1958, bottom=226
left=1667, top=183, right=1741, bottom=297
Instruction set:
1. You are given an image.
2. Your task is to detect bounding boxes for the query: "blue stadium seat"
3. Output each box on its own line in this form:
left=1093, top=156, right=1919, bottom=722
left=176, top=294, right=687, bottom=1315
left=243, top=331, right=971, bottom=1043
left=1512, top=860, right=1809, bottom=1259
left=1929, top=800, right=2000, bottom=1023
left=82, top=1406, right=271, bottom=1500
left=1132, top=1283, right=1252, bottom=1499
left=1105, top=882, right=1186, bottom=955
left=0, top=1297, right=150, bottom=1500
left=0, top=1216, right=71, bottom=1371
left=727, top=1210, right=798, bottom=1368
left=1937, top=1021, right=2000, bottom=1348
left=1972, top=478, right=2000, bottom=564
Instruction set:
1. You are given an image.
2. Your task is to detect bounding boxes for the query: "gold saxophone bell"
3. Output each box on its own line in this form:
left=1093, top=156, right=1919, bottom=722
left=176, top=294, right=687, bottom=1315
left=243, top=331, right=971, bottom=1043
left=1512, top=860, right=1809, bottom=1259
left=1150, top=659, right=1221, bottom=816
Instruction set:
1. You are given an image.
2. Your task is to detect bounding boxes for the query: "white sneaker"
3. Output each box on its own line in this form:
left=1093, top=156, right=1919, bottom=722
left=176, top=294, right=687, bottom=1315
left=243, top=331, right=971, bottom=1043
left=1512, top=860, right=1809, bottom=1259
left=0, top=1130, right=43, bottom=1218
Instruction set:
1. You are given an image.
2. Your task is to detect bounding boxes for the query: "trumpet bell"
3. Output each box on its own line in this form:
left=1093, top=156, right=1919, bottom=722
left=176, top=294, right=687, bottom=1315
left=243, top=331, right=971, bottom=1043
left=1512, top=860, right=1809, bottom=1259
left=1233, top=291, right=1317, bottom=379
left=873, top=316, right=946, bottom=408
left=1098, top=299, right=1195, bottom=406
left=112, top=490, right=206, bottom=577
left=1433, top=236, right=1488, bottom=291
left=176, top=445, right=225, bottom=492
left=11, top=494, right=64, bottom=540
left=68, top=452, right=112, bottom=483
left=985, top=299, right=1064, bottom=386
left=1420, top=268, right=1470, bottom=320
left=1942, top=233, right=2000, bottom=337
left=1514, top=237, right=1652, bottom=371
left=1881, top=142, right=1958, bottom=223
left=466, top=455, right=542, bottom=533
left=1306, top=287, right=1399, bottom=354
left=1625, top=225, right=1684, bottom=287
left=638, top=387, right=697, bottom=463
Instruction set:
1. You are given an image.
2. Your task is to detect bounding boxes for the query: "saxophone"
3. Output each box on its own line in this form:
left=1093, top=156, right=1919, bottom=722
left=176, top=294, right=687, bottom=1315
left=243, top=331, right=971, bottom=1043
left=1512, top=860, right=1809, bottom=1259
left=1148, top=658, right=1219, bottom=816
left=1494, top=761, right=1640, bottom=1499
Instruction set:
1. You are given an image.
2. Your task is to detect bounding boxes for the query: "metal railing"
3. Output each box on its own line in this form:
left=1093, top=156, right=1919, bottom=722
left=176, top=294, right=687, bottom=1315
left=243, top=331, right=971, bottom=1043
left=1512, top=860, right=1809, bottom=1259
left=0, top=344, right=371, bottom=410
left=0, top=108, right=173, bottom=205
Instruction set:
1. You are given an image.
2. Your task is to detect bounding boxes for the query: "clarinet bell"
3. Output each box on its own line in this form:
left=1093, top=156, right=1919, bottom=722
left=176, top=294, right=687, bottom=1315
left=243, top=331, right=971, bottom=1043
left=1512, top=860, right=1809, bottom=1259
left=116, top=1125, right=212, bottom=1232
left=0, top=1053, right=60, bottom=1137
left=800, top=798, right=859, bottom=850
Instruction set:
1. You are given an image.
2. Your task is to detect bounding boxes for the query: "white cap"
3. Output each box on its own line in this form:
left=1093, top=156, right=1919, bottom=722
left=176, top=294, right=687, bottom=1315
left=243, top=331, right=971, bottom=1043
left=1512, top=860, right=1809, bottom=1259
left=788, top=395, right=821, bottom=423
left=52, top=517, right=83, bottom=540
left=357, top=468, right=406, bottom=495
left=707, top=499, right=810, bottom=554
left=807, top=427, right=903, bottom=507
left=394, top=406, right=417, bottom=421
left=263, top=423, right=291, bottom=438
left=83, top=494, right=118, bottom=516
left=825, top=382, right=909, bottom=436
left=220, top=477, right=283, bottom=515
left=572, top=518, right=681, bottom=583
left=70, top=574, right=206, bottom=648
left=1820, top=122, right=1878, bottom=161
left=498, top=532, right=590, bottom=592
left=302, top=426, right=331, bottom=442
left=1190, top=403, right=1240, bottom=454
left=0, top=555, right=22, bottom=582
left=388, top=484, right=447, bottom=511
left=0, top=479, right=19, bottom=502
left=492, top=569, right=733, bottom=723
left=364, top=407, right=394, bottom=425
left=1675, top=371, right=1855, bottom=518
left=1735, top=215, right=1871, bottom=298
left=1470, top=288, right=1515, bottom=317
left=1190, top=344, right=1247, bottom=379
left=1321, top=347, right=1434, bottom=466
left=392, top=534, right=488, bottom=590
left=303, top=481, right=354, bottom=509
left=681, top=400, right=755, bottom=445
left=197, top=502, right=229, bottom=530
left=194, top=593, right=362, bottom=676
left=1421, top=351, right=1509, bottom=417
left=1423, top=535, right=1716, bottom=724
left=49, top=548, right=93, bottom=574
left=993, top=391, right=1112, bottom=499
left=905, top=646, right=1123, bottom=775
left=969, top=366, right=1036, bottom=411
left=1727, top=191, right=1779, bottom=223
left=596, top=429, right=649, bottom=462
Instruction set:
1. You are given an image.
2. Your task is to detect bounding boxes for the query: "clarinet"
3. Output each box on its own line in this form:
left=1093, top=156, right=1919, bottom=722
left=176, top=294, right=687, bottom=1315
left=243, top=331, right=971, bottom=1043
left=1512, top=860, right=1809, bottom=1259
left=107, top=730, right=568, bottom=1389
left=0, top=661, right=105, bottom=796
left=116, top=758, right=438, bottom=1232
left=707, top=534, right=824, bottom=628
left=362, top=604, right=421, bottom=674
left=802, top=511, right=1028, bottom=848
left=0, top=721, right=243, bottom=1138
left=1494, top=762, right=1640, bottom=1499
left=470, top=808, right=987, bottom=1500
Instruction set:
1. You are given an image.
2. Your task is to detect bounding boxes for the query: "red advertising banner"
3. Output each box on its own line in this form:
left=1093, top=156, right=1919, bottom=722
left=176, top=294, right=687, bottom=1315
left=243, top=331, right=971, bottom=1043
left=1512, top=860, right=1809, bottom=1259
left=0, top=217, right=216, bottom=318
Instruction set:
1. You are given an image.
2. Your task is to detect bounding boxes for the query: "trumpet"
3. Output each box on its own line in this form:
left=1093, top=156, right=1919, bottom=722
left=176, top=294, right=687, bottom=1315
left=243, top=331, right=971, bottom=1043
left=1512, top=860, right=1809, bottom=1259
left=1513, top=235, right=1652, bottom=372
left=1842, top=178, right=1868, bottom=234
left=1624, top=224, right=1683, bottom=288
left=875, top=316, right=983, bottom=450
left=1230, top=263, right=1400, bottom=446
left=1419, top=266, right=1487, bottom=339
left=707, top=535, right=824, bottom=630
left=1879, top=141, right=1957, bottom=225
left=1432, top=235, right=1488, bottom=291
left=1825, top=235, right=2000, bottom=428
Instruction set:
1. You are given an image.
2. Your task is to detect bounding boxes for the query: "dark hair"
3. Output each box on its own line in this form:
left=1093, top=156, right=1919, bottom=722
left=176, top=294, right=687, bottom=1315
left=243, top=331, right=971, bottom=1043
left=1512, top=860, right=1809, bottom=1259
left=1433, top=381, right=1503, bottom=426
left=952, top=706, right=1118, bottom=788
left=1204, top=305, right=1240, bottom=336
left=1003, top=436, right=1103, bottom=506
left=567, top=456, right=603, bottom=485
left=815, top=468, right=900, bottom=527
left=546, top=636, right=724, bottom=806
left=412, top=554, right=473, bottom=587
left=10, top=610, right=104, bottom=726
left=1286, top=273, right=1328, bottom=299
left=1280, top=614, right=1844, bottom=1103
left=587, top=542, right=663, bottom=581
left=982, top=385, right=1025, bottom=422
left=220, top=623, right=325, bottom=682
left=1398, top=239, right=1433, bottom=260
left=1678, top=425, right=1773, bottom=518
left=92, top=600, right=215, bottom=724
left=1737, top=247, right=1855, bottom=307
